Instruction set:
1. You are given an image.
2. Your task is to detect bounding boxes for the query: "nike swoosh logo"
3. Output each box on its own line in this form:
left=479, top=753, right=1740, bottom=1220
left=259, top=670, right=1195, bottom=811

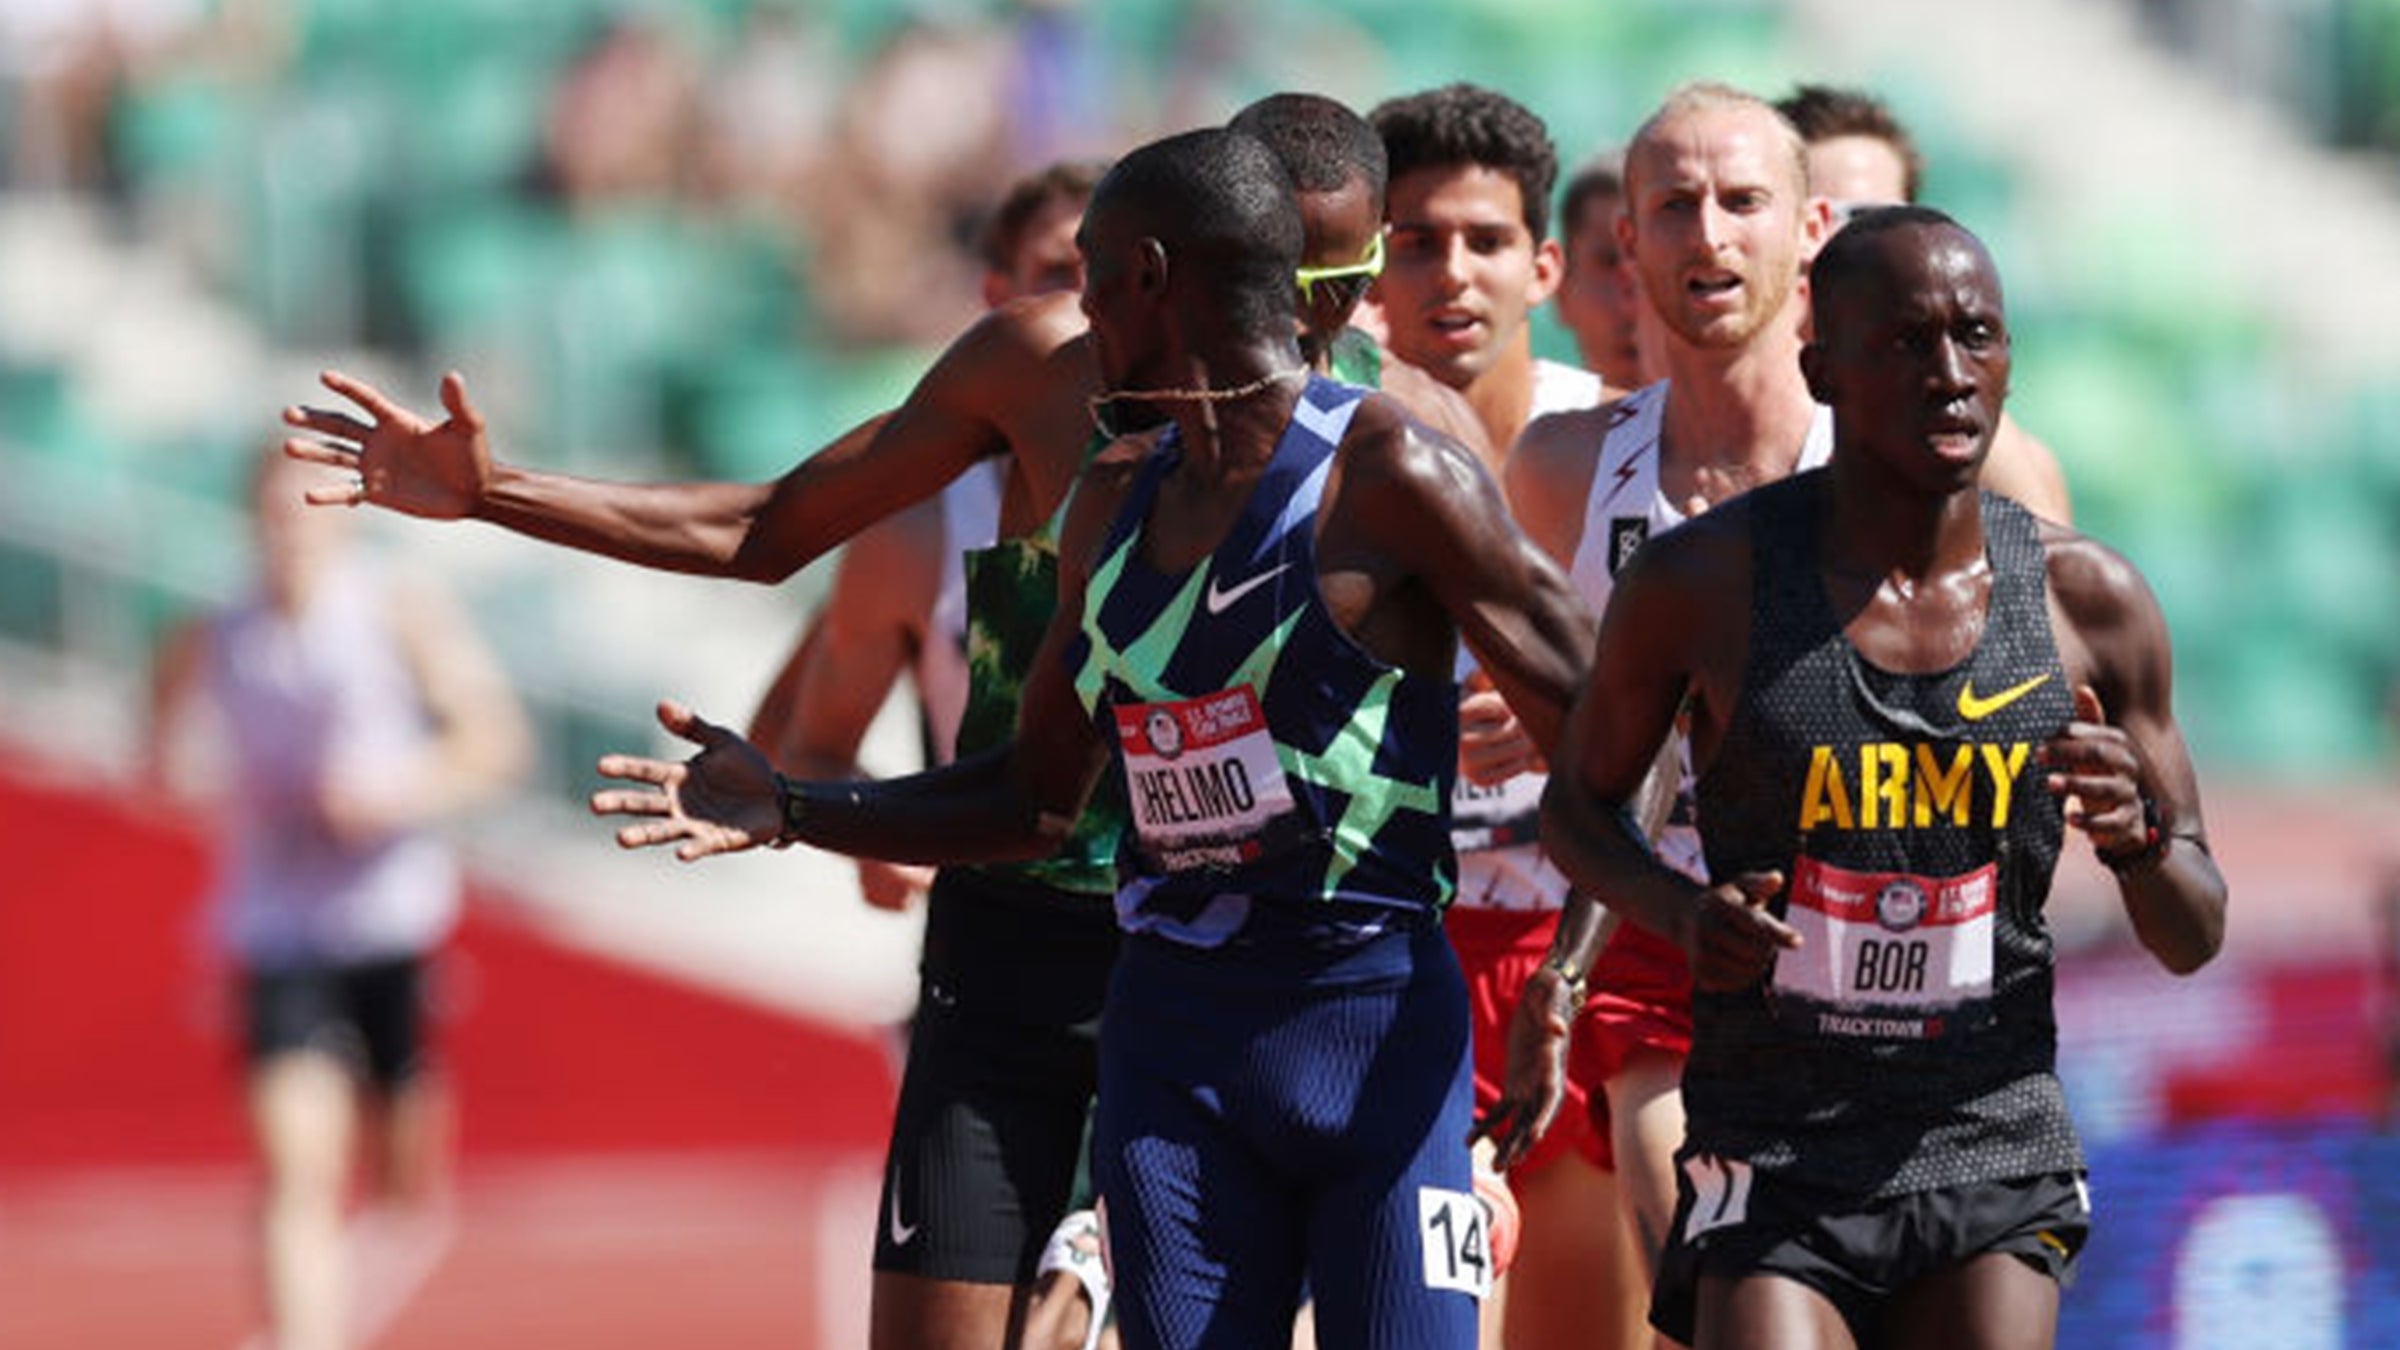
left=1203, top=562, right=1291, bottom=616
left=887, top=1169, right=918, bottom=1247
left=1956, top=673, right=2052, bottom=721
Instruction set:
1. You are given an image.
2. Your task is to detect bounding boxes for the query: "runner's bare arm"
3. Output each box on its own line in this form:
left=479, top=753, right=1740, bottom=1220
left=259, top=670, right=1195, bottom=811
left=747, top=501, right=947, bottom=909
left=299, top=580, right=530, bottom=850
left=1488, top=518, right=1781, bottom=1165
left=387, top=579, right=534, bottom=814
left=1445, top=404, right=1608, bottom=789
left=282, top=295, right=1095, bottom=582
left=142, top=618, right=209, bottom=800
left=1540, top=516, right=1795, bottom=986
left=2043, top=531, right=2226, bottom=973
left=1374, top=349, right=1496, bottom=466
left=745, top=618, right=827, bottom=773
left=589, top=452, right=1135, bottom=865
left=1503, top=404, right=1608, bottom=568
left=1337, top=401, right=1593, bottom=754
left=749, top=499, right=942, bottom=776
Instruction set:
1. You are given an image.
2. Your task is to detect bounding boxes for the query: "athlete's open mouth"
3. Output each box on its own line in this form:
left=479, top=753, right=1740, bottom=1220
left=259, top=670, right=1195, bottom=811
left=1925, top=408, right=1983, bottom=439
left=1923, top=415, right=1985, bottom=457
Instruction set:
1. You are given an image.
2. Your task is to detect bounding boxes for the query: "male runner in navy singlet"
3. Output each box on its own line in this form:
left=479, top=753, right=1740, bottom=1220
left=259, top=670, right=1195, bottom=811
left=589, top=128, right=1594, bottom=1350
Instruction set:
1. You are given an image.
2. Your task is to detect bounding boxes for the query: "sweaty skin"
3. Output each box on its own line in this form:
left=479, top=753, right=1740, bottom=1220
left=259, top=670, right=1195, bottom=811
left=283, top=293, right=1101, bottom=582
left=1511, top=217, right=2222, bottom=1350
left=589, top=386, right=1591, bottom=871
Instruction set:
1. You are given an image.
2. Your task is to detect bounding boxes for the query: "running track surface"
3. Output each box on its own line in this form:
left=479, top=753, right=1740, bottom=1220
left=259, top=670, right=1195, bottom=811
left=0, top=766, right=898, bottom=1349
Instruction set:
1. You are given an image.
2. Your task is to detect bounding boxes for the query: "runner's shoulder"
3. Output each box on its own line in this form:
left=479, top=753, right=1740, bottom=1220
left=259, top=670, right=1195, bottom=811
left=1513, top=402, right=1612, bottom=479
left=1056, top=429, right=1158, bottom=564
left=1339, top=389, right=1492, bottom=499
left=952, top=292, right=1093, bottom=385
left=1372, top=351, right=1492, bottom=462
left=2037, top=516, right=2159, bottom=635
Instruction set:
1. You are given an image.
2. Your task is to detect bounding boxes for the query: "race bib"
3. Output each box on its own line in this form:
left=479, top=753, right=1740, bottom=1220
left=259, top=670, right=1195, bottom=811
left=1450, top=771, right=1569, bottom=911
left=1771, top=856, right=1997, bottom=1041
left=1113, top=687, right=1298, bottom=872
left=1450, top=771, right=1544, bottom=852
left=1417, top=1186, right=1493, bottom=1299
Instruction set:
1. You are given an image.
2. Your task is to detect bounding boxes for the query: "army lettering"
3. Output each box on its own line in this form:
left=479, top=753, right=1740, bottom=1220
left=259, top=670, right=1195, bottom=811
left=1797, top=742, right=2031, bottom=832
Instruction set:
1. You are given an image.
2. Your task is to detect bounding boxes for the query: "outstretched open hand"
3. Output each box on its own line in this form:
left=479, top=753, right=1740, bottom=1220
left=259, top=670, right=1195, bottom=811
left=282, top=370, right=493, bottom=518
left=591, top=702, right=785, bottom=861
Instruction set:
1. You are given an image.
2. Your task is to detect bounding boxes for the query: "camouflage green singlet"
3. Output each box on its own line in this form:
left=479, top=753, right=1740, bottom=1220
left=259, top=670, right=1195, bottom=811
left=955, top=434, right=1126, bottom=897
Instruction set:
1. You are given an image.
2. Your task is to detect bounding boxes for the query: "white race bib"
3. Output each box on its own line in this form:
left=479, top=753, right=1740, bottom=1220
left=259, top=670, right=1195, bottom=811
left=1417, top=1186, right=1493, bottom=1299
left=1114, top=686, right=1298, bottom=872
left=1771, top=856, right=1997, bottom=1041
left=1449, top=771, right=1543, bottom=852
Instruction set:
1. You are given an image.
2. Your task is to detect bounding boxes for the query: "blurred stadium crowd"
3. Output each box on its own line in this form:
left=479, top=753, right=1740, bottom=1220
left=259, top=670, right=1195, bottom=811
left=3, top=0, right=2396, bottom=789
left=3, top=1, right=2400, bottom=1343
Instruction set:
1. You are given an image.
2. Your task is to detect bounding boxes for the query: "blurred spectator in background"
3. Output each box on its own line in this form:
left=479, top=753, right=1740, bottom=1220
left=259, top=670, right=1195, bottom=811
left=1, top=0, right=135, bottom=192
left=692, top=0, right=844, bottom=223
left=1550, top=154, right=1658, bottom=391
left=803, top=14, right=1017, bottom=345
left=999, top=0, right=1110, bottom=169
left=1774, top=82, right=2073, bottom=524
left=1, top=0, right=285, bottom=197
left=533, top=11, right=707, bottom=214
left=147, top=448, right=529, bottom=1350
left=1, top=0, right=162, bottom=191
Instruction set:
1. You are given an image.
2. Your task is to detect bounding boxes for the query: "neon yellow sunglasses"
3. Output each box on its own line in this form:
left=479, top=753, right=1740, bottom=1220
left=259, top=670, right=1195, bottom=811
left=1295, top=230, right=1386, bottom=308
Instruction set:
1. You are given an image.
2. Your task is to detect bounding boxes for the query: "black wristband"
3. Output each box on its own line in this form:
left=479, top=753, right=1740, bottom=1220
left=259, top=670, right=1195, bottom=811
left=771, top=774, right=804, bottom=850
left=2094, top=794, right=2168, bottom=873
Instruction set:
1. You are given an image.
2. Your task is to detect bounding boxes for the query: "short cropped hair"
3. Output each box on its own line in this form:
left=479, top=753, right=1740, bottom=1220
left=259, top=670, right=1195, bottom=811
left=1808, top=203, right=1985, bottom=330
left=1229, top=92, right=1387, bottom=201
left=977, top=159, right=1106, bottom=273
left=1370, top=83, right=1559, bottom=240
left=1624, top=82, right=1809, bottom=203
left=1775, top=84, right=1925, bottom=203
left=1557, top=156, right=1624, bottom=247
left=1092, top=128, right=1303, bottom=335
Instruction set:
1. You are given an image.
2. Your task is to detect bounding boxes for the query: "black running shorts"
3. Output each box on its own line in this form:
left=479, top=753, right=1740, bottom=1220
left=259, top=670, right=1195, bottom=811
left=872, top=867, right=1121, bottom=1284
left=243, top=955, right=436, bottom=1090
left=1651, top=1157, right=2089, bottom=1343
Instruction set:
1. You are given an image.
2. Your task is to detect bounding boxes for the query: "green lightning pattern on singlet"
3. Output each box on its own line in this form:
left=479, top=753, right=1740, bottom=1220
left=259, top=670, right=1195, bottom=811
left=1281, top=665, right=1440, bottom=897
left=1071, top=380, right=1457, bottom=915
left=1319, top=328, right=1448, bottom=893
left=1074, top=539, right=1442, bottom=901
